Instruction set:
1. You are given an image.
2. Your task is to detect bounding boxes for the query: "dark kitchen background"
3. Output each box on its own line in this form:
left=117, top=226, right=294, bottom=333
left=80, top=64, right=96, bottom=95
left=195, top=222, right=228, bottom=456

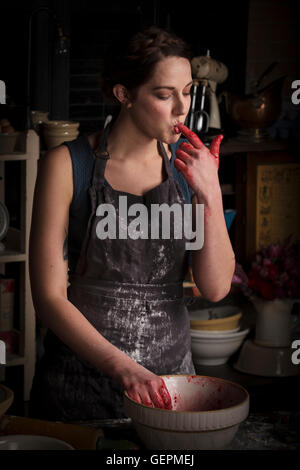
left=1, top=0, right=300, bottom=447
left=1, top=0, right=299, bottom=135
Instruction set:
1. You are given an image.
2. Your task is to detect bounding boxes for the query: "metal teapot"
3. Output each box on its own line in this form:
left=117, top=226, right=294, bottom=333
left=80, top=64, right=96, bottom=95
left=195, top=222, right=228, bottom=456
left=222, top=65, right=286, bottom=141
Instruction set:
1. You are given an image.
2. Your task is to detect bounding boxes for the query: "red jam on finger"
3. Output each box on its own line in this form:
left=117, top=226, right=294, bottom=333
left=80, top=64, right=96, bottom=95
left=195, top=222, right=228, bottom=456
left=160, top=382, right=172, bottom=410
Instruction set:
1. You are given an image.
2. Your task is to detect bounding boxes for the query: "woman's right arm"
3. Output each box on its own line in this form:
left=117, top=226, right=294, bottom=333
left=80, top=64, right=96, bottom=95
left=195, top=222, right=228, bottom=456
left=29, top=146, right=171, bottom=409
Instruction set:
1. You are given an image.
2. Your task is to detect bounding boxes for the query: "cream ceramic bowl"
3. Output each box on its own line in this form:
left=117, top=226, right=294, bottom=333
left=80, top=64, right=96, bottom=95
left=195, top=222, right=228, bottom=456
left=124, top=375, right=249, bottom=450
left=189, top=305, right=242, bottom=331
left=190, top=328, right=250, bottom=365
left=0, top=435, right=74, bottom=450
left=43, top=120, right=79, bottom=149
left=191, top=327, right=240, bottom=335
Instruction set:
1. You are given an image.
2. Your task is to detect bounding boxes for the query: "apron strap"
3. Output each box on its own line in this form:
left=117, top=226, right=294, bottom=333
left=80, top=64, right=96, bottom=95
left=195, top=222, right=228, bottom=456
left=92, top=121, right=111, bottom=187
left=92, top=120, right=174, bottom=188
left=158, top=141, right=174, bottom=181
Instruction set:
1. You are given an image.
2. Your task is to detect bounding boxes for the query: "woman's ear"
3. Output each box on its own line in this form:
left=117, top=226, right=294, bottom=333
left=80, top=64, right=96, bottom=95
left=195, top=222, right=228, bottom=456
left=112, top=84, right=132, bottom=108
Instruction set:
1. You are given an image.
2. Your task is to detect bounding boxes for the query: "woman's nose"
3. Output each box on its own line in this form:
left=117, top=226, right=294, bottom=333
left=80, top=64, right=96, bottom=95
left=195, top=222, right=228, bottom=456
left=173, top=95, right=190, bottom=116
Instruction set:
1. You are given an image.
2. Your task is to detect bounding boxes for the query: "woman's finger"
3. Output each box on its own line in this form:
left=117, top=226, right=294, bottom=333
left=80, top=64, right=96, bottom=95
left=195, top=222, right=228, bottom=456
left=149, top=389, right=166, bottom=409
left=180, top=141, right=194, bottom=151
left=127, top=388, right=142, bottom=404
left=174, top=157, right=188, bottom=174
left=210, top=135, right=223, bottom=169
left=175, top=149, right=193, bottom=165
left=180, top=141, right=198, bottom=156
left=127, top=386, right=155, bottom=408
left=176, top=123, right=204, bottom=149
left=159, top=380, right=172, bottom=409
left=139, top=391, right=155, bottom=408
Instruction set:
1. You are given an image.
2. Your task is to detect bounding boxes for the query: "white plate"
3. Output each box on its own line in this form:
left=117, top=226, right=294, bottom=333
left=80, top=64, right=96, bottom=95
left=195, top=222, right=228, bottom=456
left=190, top=328, right=249, bottom=340
left=234, top=339, right=300, bottom=377
left=190, top=327, right=240, bottom=336
left=0, top=434, right=74, bottom=450
left=189, top=305, right=241, bottom=322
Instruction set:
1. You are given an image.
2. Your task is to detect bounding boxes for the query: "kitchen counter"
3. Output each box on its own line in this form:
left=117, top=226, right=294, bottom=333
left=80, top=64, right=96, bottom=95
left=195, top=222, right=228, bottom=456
left=63, top=359, right=300, bottom=451
left=2, top=356, right=299, bottom=450
left=67, top=410, right=300, bottom=451
left=194, top=360, right=300, bottom=415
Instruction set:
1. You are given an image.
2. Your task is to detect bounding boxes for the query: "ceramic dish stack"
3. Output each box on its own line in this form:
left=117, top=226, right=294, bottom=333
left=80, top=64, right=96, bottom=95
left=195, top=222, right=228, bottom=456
left=189, top=305, right=249, bottom=365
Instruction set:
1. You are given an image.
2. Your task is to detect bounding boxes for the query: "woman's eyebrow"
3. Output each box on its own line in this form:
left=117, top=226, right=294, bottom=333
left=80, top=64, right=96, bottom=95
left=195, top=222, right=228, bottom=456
left=152, top=81, right=193, bottom=91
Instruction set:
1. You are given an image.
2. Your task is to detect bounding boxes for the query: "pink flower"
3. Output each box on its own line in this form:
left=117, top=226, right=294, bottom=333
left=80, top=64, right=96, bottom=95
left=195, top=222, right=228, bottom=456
left=286, top=279, right=300, bottom=298
left=268, top=244, right=281, bottom=259
left=263, top=258, right=272, bottom=267
left=232, top=237, right=300, bottom=300
left=267, top=263, right=279, bottom=281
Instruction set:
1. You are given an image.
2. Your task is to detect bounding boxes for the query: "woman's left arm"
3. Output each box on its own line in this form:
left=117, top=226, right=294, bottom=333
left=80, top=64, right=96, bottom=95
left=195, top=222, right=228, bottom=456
left=174, top=124, right=235, bottom=302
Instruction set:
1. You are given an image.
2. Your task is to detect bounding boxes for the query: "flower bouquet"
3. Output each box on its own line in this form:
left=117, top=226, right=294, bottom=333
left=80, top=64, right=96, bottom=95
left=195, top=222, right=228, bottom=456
left=233, top=236, right=300, bottom=301
left=232, top=236, right=300, bottom=347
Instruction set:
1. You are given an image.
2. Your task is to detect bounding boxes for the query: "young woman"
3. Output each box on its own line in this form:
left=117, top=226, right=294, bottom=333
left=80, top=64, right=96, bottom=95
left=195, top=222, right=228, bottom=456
left=29, top=26, right=235, bottom=421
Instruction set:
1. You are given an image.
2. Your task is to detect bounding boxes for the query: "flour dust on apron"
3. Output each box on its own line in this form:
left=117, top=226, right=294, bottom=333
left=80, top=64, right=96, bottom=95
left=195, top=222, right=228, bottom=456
left=30, top=121, right=195, bottom=421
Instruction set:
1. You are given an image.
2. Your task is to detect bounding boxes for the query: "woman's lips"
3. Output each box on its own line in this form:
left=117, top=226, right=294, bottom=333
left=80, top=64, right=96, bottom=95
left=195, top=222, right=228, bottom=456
left=173, top=125, right=181, bottom=134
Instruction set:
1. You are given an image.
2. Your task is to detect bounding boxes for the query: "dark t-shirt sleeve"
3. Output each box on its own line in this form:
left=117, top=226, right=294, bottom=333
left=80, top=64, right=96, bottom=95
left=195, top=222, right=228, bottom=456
left=170, top=138, right=194, bottom=204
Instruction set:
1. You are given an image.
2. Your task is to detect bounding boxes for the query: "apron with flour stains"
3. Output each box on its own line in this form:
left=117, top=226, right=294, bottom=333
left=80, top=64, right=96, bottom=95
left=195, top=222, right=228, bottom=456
left=30, top=122, right=195, bottom=421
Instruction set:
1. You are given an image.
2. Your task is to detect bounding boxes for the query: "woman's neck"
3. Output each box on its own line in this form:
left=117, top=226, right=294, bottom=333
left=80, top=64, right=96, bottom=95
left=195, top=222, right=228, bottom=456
left=106, top=110, right=164, bottom=163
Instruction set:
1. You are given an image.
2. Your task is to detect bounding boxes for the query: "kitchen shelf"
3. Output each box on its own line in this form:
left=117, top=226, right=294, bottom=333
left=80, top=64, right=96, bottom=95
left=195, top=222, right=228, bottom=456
left=6, top=354, right=26, bottom=367
left=0, top=130, right=39, bottom=401
left=0, top=152, right=28, bottom=161
left=0, top=251, right=26, bottom=263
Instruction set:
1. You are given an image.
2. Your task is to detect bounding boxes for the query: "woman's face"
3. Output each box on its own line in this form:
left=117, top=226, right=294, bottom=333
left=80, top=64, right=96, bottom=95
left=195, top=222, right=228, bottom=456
left=128, top=56, right=192, bottom=144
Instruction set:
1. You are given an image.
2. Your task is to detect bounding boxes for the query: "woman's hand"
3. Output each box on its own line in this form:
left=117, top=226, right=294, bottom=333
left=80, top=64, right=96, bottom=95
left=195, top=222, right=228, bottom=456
left=114, top=359, right=172, bottom=409
left=174, top=123, right=223, bottom=202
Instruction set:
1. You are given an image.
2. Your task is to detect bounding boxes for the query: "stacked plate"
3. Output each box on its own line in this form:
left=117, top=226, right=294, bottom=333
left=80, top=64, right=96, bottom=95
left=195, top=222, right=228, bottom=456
left=189, top=305, right=249, bottom=366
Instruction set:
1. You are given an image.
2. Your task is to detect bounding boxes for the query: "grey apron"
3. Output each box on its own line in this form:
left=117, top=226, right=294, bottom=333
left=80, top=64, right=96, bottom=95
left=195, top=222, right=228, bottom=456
left=30, top=122, right=195, bottom=421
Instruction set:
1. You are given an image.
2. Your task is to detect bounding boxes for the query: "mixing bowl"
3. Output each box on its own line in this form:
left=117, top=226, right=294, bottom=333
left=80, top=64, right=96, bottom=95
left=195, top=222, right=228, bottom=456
left=189, top=305, right=242, bottom=331
left=190, top=328, right=250, bottom=365
left=124, top=374, right=249, bottom=450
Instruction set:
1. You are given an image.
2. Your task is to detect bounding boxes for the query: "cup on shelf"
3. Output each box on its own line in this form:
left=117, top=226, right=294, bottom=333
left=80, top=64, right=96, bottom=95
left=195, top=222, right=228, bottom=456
left=30, top=110, right=49, bottom=135
left=43, top=120, right=79, bottom=149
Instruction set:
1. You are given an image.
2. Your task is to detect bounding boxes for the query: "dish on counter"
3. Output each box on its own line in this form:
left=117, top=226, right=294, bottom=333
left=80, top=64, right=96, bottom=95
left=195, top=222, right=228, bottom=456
left=189, top=305, right=242, bottom=331
left=0, top=434, right=74, bottom=450
left=190, top=328, right=250, bottom=365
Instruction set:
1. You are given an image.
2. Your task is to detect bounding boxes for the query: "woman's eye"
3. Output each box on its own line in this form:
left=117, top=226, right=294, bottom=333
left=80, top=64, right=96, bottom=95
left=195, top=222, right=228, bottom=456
left=157, top=95, right=171, bottom=100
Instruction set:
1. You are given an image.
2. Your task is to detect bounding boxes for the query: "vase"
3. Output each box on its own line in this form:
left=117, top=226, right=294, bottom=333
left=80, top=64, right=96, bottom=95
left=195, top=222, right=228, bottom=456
left=251, top=296, right=293, bottom=348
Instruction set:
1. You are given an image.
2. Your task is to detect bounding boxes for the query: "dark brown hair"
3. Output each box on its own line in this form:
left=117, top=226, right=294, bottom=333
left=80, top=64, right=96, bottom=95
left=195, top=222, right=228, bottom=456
left=100, top=26, right=191, bottom=104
